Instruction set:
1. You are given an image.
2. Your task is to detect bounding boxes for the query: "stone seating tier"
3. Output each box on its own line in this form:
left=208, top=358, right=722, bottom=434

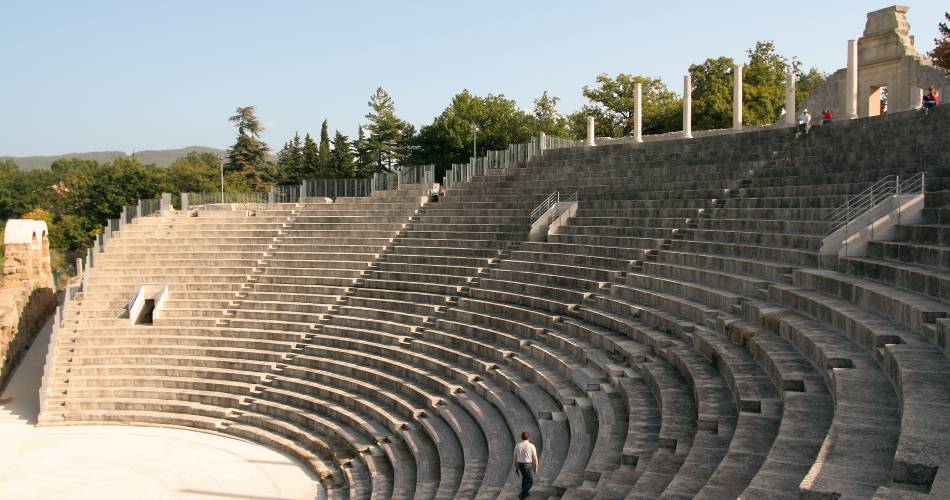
left=41, top=107, right=950, bottom=498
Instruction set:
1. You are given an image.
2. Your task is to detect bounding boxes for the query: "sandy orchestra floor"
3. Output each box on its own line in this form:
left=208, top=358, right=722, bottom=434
left=0, top=318, right=318, bottom=500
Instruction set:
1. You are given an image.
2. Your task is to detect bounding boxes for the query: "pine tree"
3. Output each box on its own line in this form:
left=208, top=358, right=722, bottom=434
left=289, top=132, right=304, bottom=167
left=364, top=87, right=415, bottom=171
left=330, top=130, right=355, bottom=178
left=318, top=119, right=332, bottom=176
left=301, top=133, right=319, bottom=179
left=353, top=125, right=373, bottom=178
left=226, top=106, right=269, bottom=186
left=276, top=132, right=305, bottom=182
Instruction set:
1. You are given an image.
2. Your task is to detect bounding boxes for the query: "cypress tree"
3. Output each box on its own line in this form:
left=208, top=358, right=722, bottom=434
left=318, top=119, right=332, bottom=176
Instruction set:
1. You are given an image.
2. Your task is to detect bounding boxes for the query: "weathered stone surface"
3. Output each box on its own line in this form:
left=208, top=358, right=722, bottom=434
left=0, top=220, right=55, bottom=388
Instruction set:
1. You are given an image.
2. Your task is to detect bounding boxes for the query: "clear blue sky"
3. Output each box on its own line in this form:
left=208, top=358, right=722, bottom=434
left=1, top=1, right=946, bottom=157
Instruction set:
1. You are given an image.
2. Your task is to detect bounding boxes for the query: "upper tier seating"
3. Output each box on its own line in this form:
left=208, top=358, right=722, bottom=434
left=41, top=106, right=950, bottom=499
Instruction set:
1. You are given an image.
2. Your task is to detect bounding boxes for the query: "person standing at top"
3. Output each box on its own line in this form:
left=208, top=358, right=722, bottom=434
left=923, top=86, right=940, bottom=112
left=821, top=108, right=833, bottom=125
left=513, top=431, right=539, bottom=499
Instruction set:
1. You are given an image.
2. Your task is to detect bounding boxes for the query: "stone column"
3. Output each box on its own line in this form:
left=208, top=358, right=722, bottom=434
left=539, top=132, right=547, bottom=154
left=733, top=64, right=743, bottom=130
left=683, top=75, right=693, bottom=139
left=586, top=116, right=595, bottom=146
left=846, top=39, right=858, bottom=119
left=75, top=257, right=83, bottom=279
left=785, top=71, right=797, bottom=125
left=634, top=82, right=643, bottom=143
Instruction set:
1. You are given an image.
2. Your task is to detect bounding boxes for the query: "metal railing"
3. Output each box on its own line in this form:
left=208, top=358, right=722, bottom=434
left=270, top=184, right=301, bottom=204
left=183, top=191, right=269, bottom=206
left=824, top=173, right=926, bottom=236
left=302, top=178, right=372, bottom=199
left=529, top=190, right=580, bottom=226
left=443, top=133, right=584, bottom=188
left=139, top=198, right=161, bottom=217
left=398, top=164, right=435, bottom=186
left=530, top=191, right=561, bottom=225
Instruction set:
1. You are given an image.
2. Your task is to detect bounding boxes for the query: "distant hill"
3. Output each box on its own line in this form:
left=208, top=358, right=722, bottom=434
left=2, top=146, right=227, bottom=170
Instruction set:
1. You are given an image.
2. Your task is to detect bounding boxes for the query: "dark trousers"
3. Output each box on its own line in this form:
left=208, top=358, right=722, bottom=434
left=517, top=462, right=534, bottom=497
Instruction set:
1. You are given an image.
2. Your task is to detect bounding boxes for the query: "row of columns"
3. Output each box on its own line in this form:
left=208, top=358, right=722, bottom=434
left=584, top=63, right=803, bottom=145
left=584, top=39, right=870, bottom=144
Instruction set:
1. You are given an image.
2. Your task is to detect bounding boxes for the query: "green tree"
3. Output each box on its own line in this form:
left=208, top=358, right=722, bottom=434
left=532, top=91, right=570, bottom=136
left=168, top=152, right=221, bottom=193
left=276, top=132, right=304, bottom=182
left=353, top=126, right=373, bottom=178
left=930, top=12, right=950, bottom=73
left=301, top=133, right=319, bottom=179
left=566, top=105, right=623, bottom=139
left=364, top=87, right=415, bottom=171
left=582, top=73, right=680, bottom=135
left=795, top=66, right=827, bottom=109
left=743, top=41, right=789, bottom=125
left=689, top=56, right=736, bottom=130
left=226, top=106, right=270, bottom=186
left=411, top=90, right=533, bottom=178
left=318, top=120, right=332, bottom=176
left=330, top=131, right=355, bottom=178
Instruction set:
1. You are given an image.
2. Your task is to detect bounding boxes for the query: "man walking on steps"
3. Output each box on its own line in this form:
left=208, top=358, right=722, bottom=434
left=513, top=431, right=539, bottom=499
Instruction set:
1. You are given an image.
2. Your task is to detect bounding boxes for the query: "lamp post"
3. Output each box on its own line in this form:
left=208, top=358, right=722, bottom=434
left=220, top=162, right=224, bottom=202
left=472, top=123, right=479, bottom=158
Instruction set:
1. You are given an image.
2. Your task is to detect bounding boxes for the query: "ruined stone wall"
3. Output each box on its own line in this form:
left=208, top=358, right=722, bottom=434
left=800, top=6, right=950, bottom=118
left=0, top=220, right=56, bottom=389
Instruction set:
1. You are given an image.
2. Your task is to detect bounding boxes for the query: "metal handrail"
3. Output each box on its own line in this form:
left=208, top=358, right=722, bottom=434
left=824, top=172, right=925, bottom=236
left=530, top=191, right=560, bottom=224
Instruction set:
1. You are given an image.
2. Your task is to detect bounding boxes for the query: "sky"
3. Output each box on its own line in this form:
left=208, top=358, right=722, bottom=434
left=1, top=0, right=947, bottom=157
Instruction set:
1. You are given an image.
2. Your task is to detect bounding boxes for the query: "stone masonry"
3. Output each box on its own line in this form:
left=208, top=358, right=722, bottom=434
left=0, top=220, right=55, bottom=389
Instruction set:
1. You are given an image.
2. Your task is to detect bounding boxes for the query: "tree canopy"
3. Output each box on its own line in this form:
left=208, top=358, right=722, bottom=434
left=364, top=87, right=415, bottom=172
left=226, top=105, right=270, bottom=186
left=582, top=73, right=680, bottom=136
left=931, top=12, right=950, bottom=73
left=411, top=90, right=534, bottom=178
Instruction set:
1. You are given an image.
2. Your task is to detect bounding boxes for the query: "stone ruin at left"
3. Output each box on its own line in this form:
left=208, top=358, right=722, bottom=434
left=0, top=219, right=56, bottom=388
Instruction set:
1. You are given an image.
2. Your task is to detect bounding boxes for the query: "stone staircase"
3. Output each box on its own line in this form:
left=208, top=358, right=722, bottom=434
left=37, top=106, right=950, bottom=499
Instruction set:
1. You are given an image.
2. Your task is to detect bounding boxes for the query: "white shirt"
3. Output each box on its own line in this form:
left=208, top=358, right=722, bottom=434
left=799, top=112, right=811, bottom=124
left=513, top=440, right=539, bottom=464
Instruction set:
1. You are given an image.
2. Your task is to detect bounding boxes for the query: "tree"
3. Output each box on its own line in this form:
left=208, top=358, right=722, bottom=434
left=689, top=57, right=736, bottom=130
left=582, top=73, right=680, bottom=135
left=226, top=106, right=270, bottom=186
left=411, top=90, right=534, bottom=178
left=743, top=41, right=789, bottom=125
left=532, top=91, right=570, bottom=136
left=228, top=106, right=263, bottom=137
left=353, top=126, right=374, bottom=178
left=330, top=131, right=355, bottom=178
left=276, top=132, right=304, bottom=182
left=687, top=44, right=825, bottom=127
left=930, top=12, right=950, bottom=73
left=364, top=87, right=415, bottom=171
left=318, top=120, right=332, bottom=176
left=795, top=66, right=827, bottom=109
left=565, top=106, right=622, bottom=139
left=168, top=152, right=221, bottom=193
left=301, top=133, right=320, bottom=179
